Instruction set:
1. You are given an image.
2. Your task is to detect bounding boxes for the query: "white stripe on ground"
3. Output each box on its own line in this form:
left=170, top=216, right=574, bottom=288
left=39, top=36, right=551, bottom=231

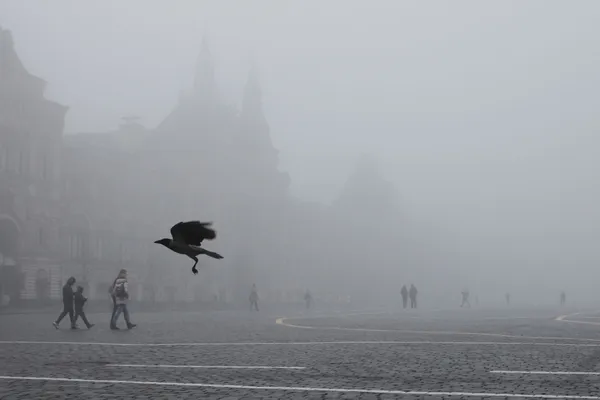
left=0, top=375, right=599, bottom=399
left=558, top=319, right=600, bottom=326
left=555, top=312, right=600, bottom=326
left=276, top=316, right=600, bottom=342
left=2, top=340, right=600, bottom=347
left=492, top=371, right=600, bottom=376
left=106, top=364, right=305, bottom=370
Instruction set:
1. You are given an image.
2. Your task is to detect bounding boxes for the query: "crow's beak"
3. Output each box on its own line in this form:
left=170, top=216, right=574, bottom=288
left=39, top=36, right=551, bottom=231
left=153, top=240, right=160, bottom=244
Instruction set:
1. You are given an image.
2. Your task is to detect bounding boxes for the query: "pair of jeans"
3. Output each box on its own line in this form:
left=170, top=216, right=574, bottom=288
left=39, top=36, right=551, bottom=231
left=110, top=297, right=117, bottom=327
left=111, top=304, right=131, bottom=327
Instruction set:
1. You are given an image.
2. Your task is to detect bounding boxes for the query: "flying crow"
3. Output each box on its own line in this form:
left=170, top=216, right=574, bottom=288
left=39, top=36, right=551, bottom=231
left=154, top=221, right=224, bottom=274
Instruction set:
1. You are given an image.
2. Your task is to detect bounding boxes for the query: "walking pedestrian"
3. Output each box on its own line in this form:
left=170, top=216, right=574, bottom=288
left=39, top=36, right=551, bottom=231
left=53, top=277, right=76, bottom=329
left=249, top=284, right=259, bottom=311
left=304, top=289, right=312, bottom=309
left=74, top=286, right=94, bottom=329
left=409, top=284, right=418, bottom=309
left=460, top=289, right=471, bottom=308
left=400, top=285, right=408, bottom=309
left=109, top=269, right=136, bottom=330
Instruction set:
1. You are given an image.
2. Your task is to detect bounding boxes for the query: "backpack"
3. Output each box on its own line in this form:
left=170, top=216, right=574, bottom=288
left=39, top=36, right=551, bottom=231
left=114, top=281, right=126, bottom=298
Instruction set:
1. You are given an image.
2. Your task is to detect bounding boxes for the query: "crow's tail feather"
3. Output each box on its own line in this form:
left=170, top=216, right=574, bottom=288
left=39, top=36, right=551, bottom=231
left=199, top=248, right=224, bottom=260
left=206, top=251, right=224, bottom=260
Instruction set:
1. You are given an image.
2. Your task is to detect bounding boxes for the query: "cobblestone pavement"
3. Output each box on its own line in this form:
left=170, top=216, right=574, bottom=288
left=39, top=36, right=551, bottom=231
left=1, top=306, right=600, bottom=399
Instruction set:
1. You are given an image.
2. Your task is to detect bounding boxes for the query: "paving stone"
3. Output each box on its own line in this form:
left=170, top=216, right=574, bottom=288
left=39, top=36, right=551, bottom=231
left=0, top=307, right=599, bottom=399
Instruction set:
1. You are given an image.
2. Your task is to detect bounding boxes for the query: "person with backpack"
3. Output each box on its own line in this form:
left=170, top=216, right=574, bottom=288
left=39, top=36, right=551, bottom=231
left=110, top=269, right=136, bottom=330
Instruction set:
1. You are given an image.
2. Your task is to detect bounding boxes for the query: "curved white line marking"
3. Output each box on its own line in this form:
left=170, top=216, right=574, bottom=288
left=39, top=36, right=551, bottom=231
left=555, top=312, right=600, bottom=326
left=492, top=370, right=600, bottom=376
left=277, top=313, right=600, bottom=342
left=1, top=375, right=599, bottom=399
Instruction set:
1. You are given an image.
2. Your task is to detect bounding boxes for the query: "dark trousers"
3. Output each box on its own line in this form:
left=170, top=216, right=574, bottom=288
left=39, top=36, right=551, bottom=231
left=55, top=306, right=75, bottom=327
left=250, top=299, right=259, bottom=311
left=74, top=309, right=92, bottom=328
left=402, top=297, right=408, bottom=309
left=410, top=297, right=417, bottom=308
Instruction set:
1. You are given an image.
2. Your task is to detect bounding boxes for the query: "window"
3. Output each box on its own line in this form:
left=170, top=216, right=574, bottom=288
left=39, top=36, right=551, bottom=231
left=69, top=234, right=84, bottom=259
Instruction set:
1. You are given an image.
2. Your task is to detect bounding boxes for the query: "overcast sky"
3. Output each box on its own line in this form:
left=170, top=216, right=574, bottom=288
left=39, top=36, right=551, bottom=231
left=3, top=0, right=600, bottom=291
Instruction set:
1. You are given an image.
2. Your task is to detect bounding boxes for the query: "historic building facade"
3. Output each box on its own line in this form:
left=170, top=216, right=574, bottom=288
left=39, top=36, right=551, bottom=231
left=58, top=38, right=292, bottom=304
left=0, top=26, right=68, bottom=304
left=61, top=117, right=151, bottom=301
left=0, top=29, right=409, bottom=307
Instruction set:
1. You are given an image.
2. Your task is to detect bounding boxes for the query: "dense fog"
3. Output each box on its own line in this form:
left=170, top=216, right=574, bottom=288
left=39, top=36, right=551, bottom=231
left=2, top=0, right=600, bottom=308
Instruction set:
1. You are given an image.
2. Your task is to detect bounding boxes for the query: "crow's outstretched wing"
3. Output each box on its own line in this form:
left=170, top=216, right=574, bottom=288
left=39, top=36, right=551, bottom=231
left=170, top=221, right=216, bottom=245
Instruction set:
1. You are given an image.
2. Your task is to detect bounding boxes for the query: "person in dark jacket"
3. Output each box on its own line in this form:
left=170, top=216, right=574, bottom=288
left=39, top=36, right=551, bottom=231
left=74, top=286, right=94, bottom=329
left=304, top=289, right=313, bottom=309
left=53, top=277, right=76, bottom=329
left=249, top=284, right=259, bottom=311
left=400, top=285, right=408, bottom=309
left=409, top=284, right=418, bottom=309
left=460, top=289, right=471, bottom=308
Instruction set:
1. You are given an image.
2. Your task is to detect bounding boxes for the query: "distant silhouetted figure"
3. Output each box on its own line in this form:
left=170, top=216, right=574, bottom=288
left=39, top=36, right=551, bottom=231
left=409, top=284, right=418, bottom=309
left=400, top=285, right=408, bottom=309
left=560, top=291, right=566, bottom=306
left=53, top=277, right=76, bottom=330
left=154, top=221, right=224, bottom=275
left=250, top=284, right=259, bottom=311
left=505, top=292, right=510, bottom=306
left=461, top=289, right=471, bottom=308
left=304, top=289, right=312, bottom=309
left=74, top=286, right=94, bottom=329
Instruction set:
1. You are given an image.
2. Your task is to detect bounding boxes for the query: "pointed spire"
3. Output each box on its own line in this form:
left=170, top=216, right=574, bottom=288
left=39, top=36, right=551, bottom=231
left=193, top=34, right=215, bottom=98
left=242, top=61, right=263, bottom=117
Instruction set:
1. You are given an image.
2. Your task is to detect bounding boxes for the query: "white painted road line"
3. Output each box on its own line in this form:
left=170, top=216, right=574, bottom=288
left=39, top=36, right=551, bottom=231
left=276, top=317, right=600, bottom=342
left=558, top=319, right=600, bottom=326
left=1, top=375, right=599, bottom=399
left=492, top=370, right=600, bottom=376
left=4, top=339, right=600, bottom=347
left=106, top=364, right=305, bottom=370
